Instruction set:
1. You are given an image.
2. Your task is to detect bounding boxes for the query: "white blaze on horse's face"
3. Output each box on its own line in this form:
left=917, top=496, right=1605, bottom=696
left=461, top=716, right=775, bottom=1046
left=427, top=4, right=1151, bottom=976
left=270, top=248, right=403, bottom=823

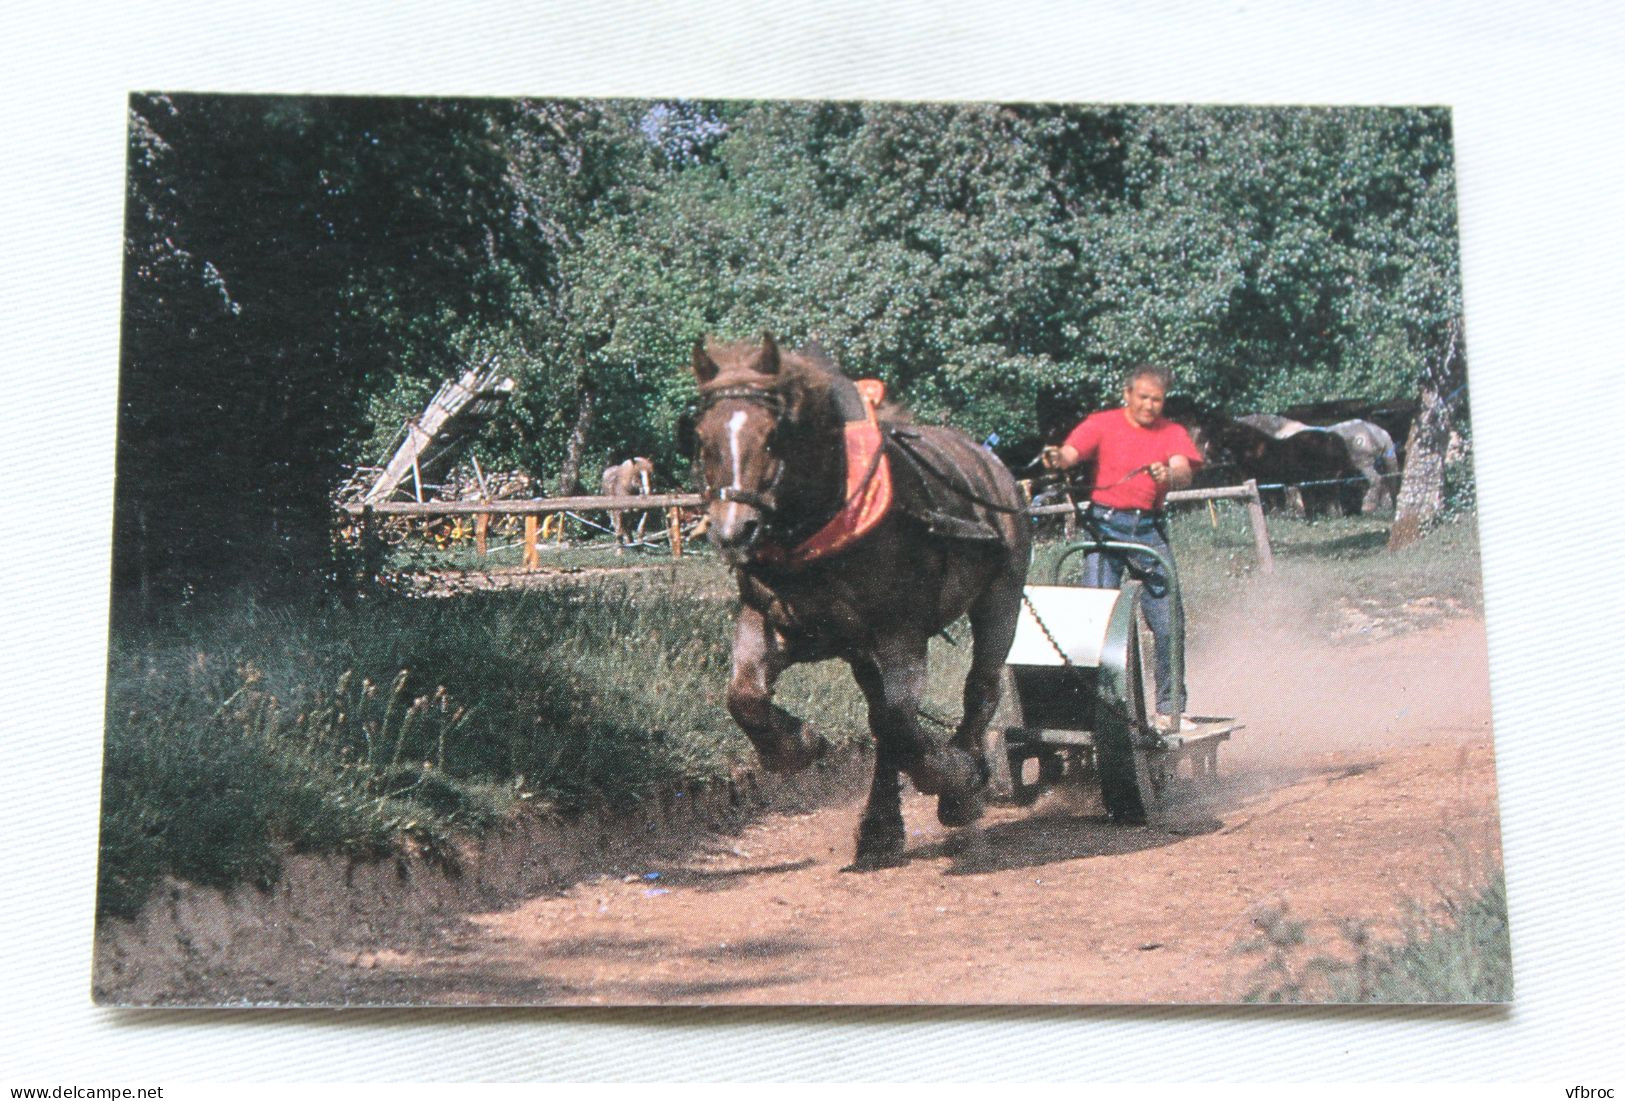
left=727, top=410, right=748, bottom=489
left=721, top=409, right=750, bottom=538
left=699, top=400, right=778, bottom=561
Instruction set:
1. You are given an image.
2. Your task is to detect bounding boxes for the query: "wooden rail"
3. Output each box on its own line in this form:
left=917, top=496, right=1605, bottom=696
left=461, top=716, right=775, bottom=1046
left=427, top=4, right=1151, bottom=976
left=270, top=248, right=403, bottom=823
left=339, top=493, right=702, bottom=516
left=1023, top=479, right=1272, bottom=572
left=342, top=479, right=1273, bottom=571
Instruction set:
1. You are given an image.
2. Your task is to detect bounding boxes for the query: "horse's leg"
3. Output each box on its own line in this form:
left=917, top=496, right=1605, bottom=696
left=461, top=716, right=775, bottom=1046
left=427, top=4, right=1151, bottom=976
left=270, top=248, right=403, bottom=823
left=937, top=566, right=1025, bottom=827
left=726, top=605, right=827, bottom=774
left=855, top=636, right=980, bottom=802
left=611, top=508, right=626, bottom=554
left=1358, top=460, right=1382, bottom=513
left=846, top=655, right=907, bottom=867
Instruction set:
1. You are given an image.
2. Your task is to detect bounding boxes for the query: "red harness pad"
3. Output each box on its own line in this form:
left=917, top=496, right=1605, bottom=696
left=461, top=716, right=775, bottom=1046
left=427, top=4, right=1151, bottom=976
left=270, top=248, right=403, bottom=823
left=754, top=381, right=894, bottom=568
left=778, top=419, right=892, bottom=567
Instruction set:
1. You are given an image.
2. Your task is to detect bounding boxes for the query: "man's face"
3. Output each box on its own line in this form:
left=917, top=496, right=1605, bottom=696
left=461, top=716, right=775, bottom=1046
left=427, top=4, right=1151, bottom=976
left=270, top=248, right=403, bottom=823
left=1123, top=375, right=1167, bottom=428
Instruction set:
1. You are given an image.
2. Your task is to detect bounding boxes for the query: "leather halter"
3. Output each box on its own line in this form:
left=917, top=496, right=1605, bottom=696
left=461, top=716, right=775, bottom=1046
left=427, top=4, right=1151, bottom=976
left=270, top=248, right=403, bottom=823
left=695, top=384, right=787, bottom=515
left=694, top=377, right=894, bottom=568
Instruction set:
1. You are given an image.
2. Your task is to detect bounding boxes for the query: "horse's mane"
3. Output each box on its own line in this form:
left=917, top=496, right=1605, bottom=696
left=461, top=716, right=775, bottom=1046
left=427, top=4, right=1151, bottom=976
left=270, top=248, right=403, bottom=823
left=702, top=337, right=915, bottom=429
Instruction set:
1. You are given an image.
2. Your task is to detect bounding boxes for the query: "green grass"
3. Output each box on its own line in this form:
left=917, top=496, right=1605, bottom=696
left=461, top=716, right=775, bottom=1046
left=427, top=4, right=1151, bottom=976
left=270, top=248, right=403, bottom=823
left=98, top=563, right=866, bottom=919
left=1236, top=872, right=1513, bottom=1003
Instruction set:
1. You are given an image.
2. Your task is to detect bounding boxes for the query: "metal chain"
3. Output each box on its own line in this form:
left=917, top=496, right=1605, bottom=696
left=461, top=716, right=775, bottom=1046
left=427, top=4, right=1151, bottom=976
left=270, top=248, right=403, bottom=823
left=1021, top=589, right=1073, bottom=668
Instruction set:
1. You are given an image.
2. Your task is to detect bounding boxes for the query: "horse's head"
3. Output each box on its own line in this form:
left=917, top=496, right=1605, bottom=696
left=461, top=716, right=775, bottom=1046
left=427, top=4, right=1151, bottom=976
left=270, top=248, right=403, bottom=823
left=690, top=334, right=791, bottom=564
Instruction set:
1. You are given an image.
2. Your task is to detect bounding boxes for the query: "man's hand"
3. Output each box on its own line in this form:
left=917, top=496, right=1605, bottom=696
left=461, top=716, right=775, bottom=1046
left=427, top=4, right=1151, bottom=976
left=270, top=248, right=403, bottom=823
left=1147, top=461, right=1170, bottom=486
left=1041, top=445, right=1065, bottom=471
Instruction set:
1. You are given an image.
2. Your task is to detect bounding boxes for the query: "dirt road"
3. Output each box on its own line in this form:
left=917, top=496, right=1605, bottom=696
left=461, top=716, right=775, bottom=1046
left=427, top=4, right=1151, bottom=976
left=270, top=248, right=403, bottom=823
left=313, top=615, right=1502, bottom=1005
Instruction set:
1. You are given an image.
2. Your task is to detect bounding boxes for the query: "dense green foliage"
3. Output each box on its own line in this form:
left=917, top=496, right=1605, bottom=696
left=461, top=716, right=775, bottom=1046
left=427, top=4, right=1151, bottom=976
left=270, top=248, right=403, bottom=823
left=115, top=96, right=1462, bottom=614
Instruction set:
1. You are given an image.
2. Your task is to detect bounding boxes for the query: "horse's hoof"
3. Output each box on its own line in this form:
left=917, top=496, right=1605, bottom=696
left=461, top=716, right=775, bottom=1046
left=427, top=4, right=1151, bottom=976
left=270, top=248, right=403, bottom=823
left=759, top=729, right=829, bottom=775
left=910, top=746, right=978, bottom=798
left=936, top=789, right=985, bottom=828
left=846, top=835, right=907, bottom=871
left=851, top=814, right=905, bottom=869
left=842, top=850, right=908, bottom=872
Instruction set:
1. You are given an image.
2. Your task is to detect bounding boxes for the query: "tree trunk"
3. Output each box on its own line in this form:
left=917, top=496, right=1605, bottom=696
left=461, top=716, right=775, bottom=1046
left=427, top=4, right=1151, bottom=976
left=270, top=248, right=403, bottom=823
left=555, top=373, right=596, bottom=498
left=1388, top=325, right=1463, bottom=551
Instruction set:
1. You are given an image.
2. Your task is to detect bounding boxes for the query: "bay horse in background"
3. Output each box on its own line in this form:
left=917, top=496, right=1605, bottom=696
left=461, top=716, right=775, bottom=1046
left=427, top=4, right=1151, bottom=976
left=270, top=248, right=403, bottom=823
left=689, top=333, right=1031, bottom=868
left=600, top=456, right=656, bottom=553
left=1234, top=414, right=1397, bottom=514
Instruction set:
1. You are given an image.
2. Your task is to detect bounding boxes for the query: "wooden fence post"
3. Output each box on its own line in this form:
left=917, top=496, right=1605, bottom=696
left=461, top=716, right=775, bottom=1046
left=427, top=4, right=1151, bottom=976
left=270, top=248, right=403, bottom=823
left=1243, top=478, right=1275, bottom=573
left=523, top=515, right=539, bottom=569
left=475, top=512, right=489, bottom=557
left=668, top=507, right=683, bottom=559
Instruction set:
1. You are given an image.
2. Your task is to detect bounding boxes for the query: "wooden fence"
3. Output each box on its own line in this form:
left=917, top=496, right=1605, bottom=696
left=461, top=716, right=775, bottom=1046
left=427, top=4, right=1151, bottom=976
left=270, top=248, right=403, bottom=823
left=339, top=478, right=1274, bottom=572
left=1024, top=478, right=1274, bottom=572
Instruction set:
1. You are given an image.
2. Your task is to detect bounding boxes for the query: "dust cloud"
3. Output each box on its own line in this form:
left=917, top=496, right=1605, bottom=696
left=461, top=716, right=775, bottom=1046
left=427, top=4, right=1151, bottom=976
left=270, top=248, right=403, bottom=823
left=1184, top=577, right=1494, bottom=771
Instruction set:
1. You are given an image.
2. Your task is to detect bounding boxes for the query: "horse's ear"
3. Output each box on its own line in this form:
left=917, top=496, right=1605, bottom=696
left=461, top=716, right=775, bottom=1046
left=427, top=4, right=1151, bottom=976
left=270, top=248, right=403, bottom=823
left=758, top=331, right=781, bottom=376
left=691, top=339, right=719, bottom=384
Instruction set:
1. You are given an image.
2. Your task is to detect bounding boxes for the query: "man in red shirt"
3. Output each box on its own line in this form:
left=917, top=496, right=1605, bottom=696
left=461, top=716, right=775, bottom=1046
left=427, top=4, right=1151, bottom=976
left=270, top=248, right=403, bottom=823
left=1043, top=365, right=1203, bottom=730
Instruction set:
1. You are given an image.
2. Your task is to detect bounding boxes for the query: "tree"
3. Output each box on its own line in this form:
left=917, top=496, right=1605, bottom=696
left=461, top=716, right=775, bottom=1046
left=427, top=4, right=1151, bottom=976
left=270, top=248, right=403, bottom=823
left=114, top=94, right=589, bottom=617
left=114, top=96, right=1472, bottom=617
left=554, top=101, right=1085, bottom=473
left=1388, top=323, right=1465, bottom=549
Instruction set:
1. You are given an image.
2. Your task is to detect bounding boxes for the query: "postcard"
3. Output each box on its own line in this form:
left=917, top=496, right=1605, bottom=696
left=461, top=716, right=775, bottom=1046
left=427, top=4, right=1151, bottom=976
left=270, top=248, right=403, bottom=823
left=94, top=95, right=1507, bottom=1006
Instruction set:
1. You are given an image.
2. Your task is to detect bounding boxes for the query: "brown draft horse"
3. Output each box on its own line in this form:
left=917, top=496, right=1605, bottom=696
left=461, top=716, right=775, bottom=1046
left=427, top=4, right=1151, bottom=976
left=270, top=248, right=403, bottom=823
left=600, top=456, right=656, bottom=552
left=689, top=334, right=1031, bottom=868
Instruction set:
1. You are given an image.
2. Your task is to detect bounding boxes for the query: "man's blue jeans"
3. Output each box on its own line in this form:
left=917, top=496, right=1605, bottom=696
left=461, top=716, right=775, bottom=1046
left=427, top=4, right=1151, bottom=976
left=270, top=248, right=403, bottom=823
left=1078, top=507, right=1186, bottom=717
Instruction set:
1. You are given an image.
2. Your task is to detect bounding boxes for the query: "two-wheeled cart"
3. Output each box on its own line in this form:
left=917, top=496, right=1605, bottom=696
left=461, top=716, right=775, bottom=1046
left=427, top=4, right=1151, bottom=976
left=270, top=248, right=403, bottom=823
left=990, top=538, right=1241, bottom=823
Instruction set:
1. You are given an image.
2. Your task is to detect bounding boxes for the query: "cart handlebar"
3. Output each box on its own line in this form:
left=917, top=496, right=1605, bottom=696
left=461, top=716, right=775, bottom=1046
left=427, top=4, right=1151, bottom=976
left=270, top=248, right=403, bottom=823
left=1049, top=537, right=1185, bottom=721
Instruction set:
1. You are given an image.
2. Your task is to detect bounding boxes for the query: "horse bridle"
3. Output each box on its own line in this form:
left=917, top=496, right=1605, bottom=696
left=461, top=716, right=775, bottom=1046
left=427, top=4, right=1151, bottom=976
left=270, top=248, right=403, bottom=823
left=694, top=384, right=788, bottom=517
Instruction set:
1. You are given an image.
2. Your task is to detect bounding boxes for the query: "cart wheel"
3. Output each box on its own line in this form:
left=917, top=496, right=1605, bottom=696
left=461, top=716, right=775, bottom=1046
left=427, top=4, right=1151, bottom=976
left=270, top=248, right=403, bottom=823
left=381, top=517, right=410, bottom=546
left=1097, top=626, right=1159, bottom=825
left=1040, top=752, right=1066, bottom=784
left=1099, top=732, right=1157, bottom=824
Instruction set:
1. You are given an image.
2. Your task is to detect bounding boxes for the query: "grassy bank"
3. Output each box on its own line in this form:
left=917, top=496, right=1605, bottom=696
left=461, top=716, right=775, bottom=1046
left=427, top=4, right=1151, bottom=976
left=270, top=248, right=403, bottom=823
left=99, top=506, right=1484, bottom=919
left=1238, top=872, right=1513, bottom=1003
left=98, top=563, right=871, bottom=918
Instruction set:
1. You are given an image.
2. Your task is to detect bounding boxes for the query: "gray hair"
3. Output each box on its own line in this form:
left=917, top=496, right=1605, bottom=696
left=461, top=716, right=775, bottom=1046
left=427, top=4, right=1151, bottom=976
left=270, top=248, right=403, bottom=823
left=1123, top=363, right=1173, bottom=392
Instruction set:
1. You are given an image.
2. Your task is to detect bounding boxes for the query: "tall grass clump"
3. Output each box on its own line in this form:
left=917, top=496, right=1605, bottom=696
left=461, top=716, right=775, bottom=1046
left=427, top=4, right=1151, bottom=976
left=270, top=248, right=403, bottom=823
left=98, top=562, right=869, bottom=918
left=1236, top=872, right=1512, bottom=1003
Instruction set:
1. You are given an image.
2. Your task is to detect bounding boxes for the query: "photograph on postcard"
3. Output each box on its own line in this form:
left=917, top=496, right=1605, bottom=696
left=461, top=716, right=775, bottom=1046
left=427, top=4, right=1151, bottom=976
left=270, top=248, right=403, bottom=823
left=94, top=95, right=1507, bottom=1005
